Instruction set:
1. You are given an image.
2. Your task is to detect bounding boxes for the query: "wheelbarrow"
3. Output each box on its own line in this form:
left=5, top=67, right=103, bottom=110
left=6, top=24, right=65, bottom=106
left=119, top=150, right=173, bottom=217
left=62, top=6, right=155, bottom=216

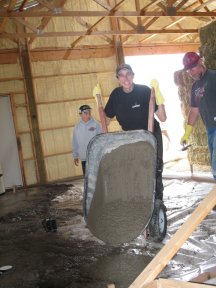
left=83, top=129, right=167, bottom=245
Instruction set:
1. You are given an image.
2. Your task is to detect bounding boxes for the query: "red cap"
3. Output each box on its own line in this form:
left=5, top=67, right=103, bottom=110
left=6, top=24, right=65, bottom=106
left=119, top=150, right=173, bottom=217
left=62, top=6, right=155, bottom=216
left=183, top=52, right=201, bottom=71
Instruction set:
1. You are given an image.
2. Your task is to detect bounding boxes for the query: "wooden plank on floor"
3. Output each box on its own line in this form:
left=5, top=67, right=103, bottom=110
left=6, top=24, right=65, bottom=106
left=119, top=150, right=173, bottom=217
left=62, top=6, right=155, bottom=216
left=153, top=278, right=214, bottom=287
left=129, top=185, right=216, bottom=288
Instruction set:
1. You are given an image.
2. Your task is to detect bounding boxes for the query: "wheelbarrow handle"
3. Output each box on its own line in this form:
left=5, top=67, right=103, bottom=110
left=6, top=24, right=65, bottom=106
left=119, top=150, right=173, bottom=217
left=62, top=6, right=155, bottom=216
left=148, top=87, right=155, bottom=133
left=95, top=93, right=108, bottom=133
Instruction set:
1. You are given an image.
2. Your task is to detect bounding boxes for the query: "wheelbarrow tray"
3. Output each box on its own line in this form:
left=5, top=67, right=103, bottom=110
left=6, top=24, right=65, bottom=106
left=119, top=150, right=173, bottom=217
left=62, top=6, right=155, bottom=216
left=83, top=130, right=157, bottom=245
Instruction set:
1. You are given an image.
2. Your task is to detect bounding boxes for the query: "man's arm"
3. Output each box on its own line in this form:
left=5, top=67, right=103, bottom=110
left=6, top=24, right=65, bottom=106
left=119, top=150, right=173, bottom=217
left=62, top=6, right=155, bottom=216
left=155, top=104, right=167, bottom=122
left=72, top=129, right=79, bottom=165
left=187, top=107, right=199, bottom=125
left=150, top=79, right=167, bottom=122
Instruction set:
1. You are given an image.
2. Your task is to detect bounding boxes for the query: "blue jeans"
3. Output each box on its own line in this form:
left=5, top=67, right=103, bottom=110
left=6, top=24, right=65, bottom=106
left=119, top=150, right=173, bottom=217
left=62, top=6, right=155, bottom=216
left=207, top=128, right=216, bottom=180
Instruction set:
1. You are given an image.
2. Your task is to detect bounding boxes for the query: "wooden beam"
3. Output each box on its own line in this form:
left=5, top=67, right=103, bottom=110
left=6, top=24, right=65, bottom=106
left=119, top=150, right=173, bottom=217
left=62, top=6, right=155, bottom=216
left=19, top=0, right=28, bottom=11
left=194, top=0, right=216, bottom=12
left=31, top=47, right=115, bottom=61
left=93, top=0, right=111, bottom=11
left=13, top=18, right=39, bottom=33
left=2, top=10, right=216, bottom=17
left=124, top=43, right=199, bottom=55
left=0, top=29, right=199, bottom=39
left=0, top=0, right=16, bottom=34
left=129, top=185, right=216, bottom=288
left=0, top=50, right=18, bottom=63
left=20, top=47, right=47, bottom=184
left=0, top=43, right=199, bottom=64
left=108, top=0, right=125, bottom=65
left=176, top=0, right=191, bottom=11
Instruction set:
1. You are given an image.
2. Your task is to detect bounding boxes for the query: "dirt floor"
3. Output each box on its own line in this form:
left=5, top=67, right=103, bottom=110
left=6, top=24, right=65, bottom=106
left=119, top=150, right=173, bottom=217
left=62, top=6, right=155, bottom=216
left=1, top=154, right=216, bottom=288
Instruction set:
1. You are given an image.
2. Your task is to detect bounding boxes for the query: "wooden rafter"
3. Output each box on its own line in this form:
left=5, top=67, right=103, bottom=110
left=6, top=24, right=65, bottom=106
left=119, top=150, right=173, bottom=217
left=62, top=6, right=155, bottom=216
left=0, top=0, right=215, bottom=48
left=0, top=0, right=17, bottom=33
left=1, top=10, right=216, bottom=17
left=19, top=0, right=28, bottom=11
left=93, top=0, right=111, bottom=11
left=63, top=0, right=126, bottom=59
left=75, top=16, right=113, bottom=44
left=28, top=0, right=67, bottom=45
left=121, top=17, right=159, bottom=43
left=0, top=28, right=199, bottom=39
left=194, top=0, right=216, bottom=12
left=107, top=0, right=124, bottom=65
left=135, top=0, right=142, bottom=27
left=139, top=16, right=186, bottom=43
left=36, top=0, right=56, bottom=10
left=13, top=17, right=39, bottom=33
left=176, top=0, right=190, bottom=11
left=172, top=32, right=191, bottom=42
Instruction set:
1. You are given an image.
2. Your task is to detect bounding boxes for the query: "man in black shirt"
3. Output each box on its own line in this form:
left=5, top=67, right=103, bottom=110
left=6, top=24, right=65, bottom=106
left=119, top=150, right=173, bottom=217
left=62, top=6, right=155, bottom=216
left=104, top=64, right=167, bottom=200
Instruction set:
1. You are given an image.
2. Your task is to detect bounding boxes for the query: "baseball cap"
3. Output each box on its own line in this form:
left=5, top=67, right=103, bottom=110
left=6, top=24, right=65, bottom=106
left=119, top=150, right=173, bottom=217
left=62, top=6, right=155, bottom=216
left=79, top=105, right=91, bottom=113
left=182, top=52, right=201, bottom=71
left=116, top=64, right=134, bottom=76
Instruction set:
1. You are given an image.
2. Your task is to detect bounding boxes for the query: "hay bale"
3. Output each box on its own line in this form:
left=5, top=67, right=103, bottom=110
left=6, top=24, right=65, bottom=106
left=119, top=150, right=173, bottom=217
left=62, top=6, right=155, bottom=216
left=200, top=21, right=216, bottom=69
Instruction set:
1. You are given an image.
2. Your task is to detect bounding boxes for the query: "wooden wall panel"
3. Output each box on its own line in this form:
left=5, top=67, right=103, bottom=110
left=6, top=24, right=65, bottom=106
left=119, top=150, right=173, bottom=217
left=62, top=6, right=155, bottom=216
left=16, top=106, right=30, bottom=132
left=20, top=134, right=34, bottom=160
left=45, top=154, right=79, bottom=181
left=23, top=159, right=37, bottom=185
left=41, top=128, right=72, bottom=156
left=0, top=80, right=24, bottom=93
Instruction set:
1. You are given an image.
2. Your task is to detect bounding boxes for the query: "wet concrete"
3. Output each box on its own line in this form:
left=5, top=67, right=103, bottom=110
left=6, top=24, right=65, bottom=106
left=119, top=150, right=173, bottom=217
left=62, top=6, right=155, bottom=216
left=1, top=163, right=216, bottom=287
left=87, top=141, right=155, bottom=245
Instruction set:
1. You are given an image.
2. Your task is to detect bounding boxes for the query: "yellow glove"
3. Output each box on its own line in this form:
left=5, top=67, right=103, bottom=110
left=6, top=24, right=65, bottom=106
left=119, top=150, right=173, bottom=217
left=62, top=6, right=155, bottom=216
left=93, top=83, right=101, bottom=98
left=150, top=79, right=165, bottom=105
left=180, top=124, right=193, bottom=145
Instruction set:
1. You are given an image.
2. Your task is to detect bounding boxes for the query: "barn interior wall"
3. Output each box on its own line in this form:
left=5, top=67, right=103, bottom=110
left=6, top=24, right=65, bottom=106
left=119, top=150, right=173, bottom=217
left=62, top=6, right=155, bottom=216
left=31, top=55, right=122, bottom=182
left=0, top=49, right=123, bottom=186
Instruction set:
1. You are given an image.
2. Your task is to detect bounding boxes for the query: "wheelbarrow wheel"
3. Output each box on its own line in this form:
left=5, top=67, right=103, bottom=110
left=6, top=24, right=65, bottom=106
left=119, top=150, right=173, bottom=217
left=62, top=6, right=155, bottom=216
left=148, top=199, right=167, bottom=242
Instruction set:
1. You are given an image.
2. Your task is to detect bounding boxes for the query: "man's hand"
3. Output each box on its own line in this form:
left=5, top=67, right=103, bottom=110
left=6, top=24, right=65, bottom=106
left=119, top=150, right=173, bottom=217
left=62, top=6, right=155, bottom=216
left=180, top=124, right=193, bottom=145
left=93, top=84, right=101, bottom=99
left=74, top=158, right=79, bottom=166
left=150, top=79, right=165, bottom=105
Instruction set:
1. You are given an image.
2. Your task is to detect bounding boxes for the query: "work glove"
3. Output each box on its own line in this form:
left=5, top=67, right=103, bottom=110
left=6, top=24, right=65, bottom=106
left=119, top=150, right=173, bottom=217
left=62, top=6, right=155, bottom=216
left=93, top=84, right=101, bottom=99
left=180, top=124, right=193, bottom=145
left=150, top=79, right=165, bottom=105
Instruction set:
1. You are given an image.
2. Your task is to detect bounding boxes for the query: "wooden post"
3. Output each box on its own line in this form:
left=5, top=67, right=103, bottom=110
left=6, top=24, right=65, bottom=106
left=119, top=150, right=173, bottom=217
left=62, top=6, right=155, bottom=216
left=148, top=88, right=155, bottom=133
left=129, top=185, right=216, bottom=288
left=20, top=46, right=47, bottom=184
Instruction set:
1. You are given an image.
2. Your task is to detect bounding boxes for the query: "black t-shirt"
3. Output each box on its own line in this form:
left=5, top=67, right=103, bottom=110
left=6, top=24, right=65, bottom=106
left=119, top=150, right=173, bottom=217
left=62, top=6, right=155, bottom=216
left=191, top=69, right=216, bottom=128
left=104, top=84, right=160, bottom=132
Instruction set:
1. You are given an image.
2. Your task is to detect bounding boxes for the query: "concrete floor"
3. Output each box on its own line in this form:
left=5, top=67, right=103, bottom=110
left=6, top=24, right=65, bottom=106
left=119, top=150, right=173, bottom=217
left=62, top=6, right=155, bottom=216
left=0, top=156, right=216, bottom=287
